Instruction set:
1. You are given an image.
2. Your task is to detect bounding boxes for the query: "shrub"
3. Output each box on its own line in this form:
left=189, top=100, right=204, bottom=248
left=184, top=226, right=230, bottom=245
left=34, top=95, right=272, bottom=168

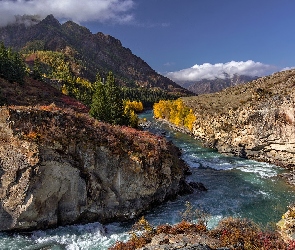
left=209, top=217, right=287, bottom=250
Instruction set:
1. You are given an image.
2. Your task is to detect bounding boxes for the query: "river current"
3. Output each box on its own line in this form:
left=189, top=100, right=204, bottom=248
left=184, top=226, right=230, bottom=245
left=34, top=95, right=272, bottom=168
left=1, top=111, right=295, bottom=250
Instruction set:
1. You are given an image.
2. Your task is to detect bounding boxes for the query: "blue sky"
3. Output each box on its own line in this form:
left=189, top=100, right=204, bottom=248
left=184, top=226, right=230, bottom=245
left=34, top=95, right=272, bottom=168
left=1, top=0, right=295, bottom=82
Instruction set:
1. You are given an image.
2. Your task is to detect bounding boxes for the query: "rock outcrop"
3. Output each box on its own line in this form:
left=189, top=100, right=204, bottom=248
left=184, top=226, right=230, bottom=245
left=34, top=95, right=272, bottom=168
left=0, top=106, right=190, bottom=231
left=182, top=69, right=295, bottom=168
left=277, top=205, right=295, bottom=242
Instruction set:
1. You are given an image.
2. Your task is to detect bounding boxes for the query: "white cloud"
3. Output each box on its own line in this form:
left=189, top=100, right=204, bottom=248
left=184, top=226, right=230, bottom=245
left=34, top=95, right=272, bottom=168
left=0, top=0, right=134, bottom=26
left=281, top=66, right=295, bottom=71
left=166, top=60, right=279, bottom=82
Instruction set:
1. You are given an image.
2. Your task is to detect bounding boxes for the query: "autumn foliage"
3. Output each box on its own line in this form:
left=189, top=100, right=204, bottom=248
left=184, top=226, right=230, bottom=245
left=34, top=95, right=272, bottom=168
left=124, top=100, right=144, bottom=113
left=153, top=98, right=196, bottom=131
left=109, top=216, right=295, bottom=250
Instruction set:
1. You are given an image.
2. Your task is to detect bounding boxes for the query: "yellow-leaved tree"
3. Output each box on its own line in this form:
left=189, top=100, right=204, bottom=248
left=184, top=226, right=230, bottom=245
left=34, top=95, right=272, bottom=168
left=153, top=99, right=196, bottom=131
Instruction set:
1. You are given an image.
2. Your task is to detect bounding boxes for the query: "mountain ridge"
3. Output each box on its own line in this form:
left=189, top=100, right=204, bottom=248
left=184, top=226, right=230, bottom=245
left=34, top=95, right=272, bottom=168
left=177, top=73, right=258, bottom=95
left=0, top=14, right=191, bottom=95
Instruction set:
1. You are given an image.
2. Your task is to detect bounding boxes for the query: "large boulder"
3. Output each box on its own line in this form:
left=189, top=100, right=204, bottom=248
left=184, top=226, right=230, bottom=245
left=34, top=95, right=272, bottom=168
left=0, top=106, right=190, bottom=231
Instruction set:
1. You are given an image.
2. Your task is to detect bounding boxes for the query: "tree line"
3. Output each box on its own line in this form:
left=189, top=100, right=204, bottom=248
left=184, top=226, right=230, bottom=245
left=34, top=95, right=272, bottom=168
left=1, top=43, right=187, bottom=128
left=29, top=50, right=179, bottom=109
left=121, top=87, right=181, bottom=108
left=0, top=42, right=26, bottom=84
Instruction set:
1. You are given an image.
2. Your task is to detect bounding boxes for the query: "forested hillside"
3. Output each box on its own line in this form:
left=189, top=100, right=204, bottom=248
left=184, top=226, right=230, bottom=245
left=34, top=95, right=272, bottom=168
left=0, top=15, right=191, bottom=98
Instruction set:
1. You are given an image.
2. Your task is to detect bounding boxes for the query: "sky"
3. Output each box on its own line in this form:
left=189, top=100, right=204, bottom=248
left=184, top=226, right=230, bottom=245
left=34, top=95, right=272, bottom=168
left=0, top=0, right=295, bottom=82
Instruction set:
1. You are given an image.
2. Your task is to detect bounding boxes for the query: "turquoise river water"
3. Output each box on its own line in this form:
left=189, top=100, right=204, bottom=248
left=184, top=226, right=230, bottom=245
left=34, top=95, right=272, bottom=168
left=1, top=111, right=295, bottom=249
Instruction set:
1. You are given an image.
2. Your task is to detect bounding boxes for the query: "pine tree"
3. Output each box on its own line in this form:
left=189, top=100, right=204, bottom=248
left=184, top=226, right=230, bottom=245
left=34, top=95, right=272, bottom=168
left=32, top=58, right=43, bottom=81
left=104, top=71, right=125, bottom=125
left=90, top=71, right=139, bottom=127
left=0, top=41, right=26, bottom=84
left=89, top=74, right=108, bottom=121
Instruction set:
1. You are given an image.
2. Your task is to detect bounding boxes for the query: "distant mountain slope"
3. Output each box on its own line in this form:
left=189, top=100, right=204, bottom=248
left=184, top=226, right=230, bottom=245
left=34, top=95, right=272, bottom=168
left=177, top=74, right=258, bottom=95
left=0, top=15, right=191, bottom=96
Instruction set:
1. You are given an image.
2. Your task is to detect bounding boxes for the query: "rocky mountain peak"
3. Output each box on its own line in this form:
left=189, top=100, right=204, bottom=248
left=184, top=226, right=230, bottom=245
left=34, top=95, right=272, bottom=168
left=39, top=14, right=61, bottom=28
left=95, top=32, right=122, bottom=46
left=62, top=20, right=92, bottom=36
left=181, top=74, right=258, bottom=95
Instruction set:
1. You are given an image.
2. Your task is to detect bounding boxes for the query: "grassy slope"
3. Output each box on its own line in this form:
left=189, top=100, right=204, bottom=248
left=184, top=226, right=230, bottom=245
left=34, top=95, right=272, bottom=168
left=182, top=69, right=295, bottom=115
left=0, top=76, right=88, bottom=113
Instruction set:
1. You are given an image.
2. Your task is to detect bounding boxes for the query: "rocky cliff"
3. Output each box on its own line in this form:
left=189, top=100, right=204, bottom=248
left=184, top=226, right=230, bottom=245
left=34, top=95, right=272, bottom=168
left=0, top=106, right=190, bottom=231
left=181, top=69, right=295, bottom=168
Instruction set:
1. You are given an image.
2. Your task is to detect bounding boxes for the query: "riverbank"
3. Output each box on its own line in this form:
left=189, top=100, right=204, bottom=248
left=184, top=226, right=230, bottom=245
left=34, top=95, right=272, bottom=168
left=139, top=117, right=193, bottom=135
left=1, top=110, right=295, bottom=249
left=151, top=114, right=295, bottom=188
left=110, top=216, right=292, bottom=250
left=180, top=70, right=295, bottom=170
left=134, top=111, right=295, bottom=248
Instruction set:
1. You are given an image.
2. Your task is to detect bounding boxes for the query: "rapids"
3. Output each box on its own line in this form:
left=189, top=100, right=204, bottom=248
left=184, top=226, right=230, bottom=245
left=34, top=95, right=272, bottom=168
left=1, top=111, right=294, bottom=250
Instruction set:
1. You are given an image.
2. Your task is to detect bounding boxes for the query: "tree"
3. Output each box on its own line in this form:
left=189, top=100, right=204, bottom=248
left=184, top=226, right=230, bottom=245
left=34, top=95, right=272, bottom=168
left=0, top=41, right=26, bottom=84
left=90, top=72, right=131, bottom=126
left=153, top=98, right=196, bottom=131
left=104, top=71, right=125, bottom=125
left=32, top=58, right=43, bottom=80
left=124, top=100, right=144, bottom=113
left=89, top=74, right=108, bottom=121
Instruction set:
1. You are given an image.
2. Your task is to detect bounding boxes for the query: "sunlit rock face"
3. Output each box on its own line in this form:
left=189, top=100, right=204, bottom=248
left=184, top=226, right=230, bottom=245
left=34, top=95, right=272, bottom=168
left=0, top=107, right=190, bottom=231
left=182, top=69, right=295, bottom=168
left=277, top=205, right=295, bottom=242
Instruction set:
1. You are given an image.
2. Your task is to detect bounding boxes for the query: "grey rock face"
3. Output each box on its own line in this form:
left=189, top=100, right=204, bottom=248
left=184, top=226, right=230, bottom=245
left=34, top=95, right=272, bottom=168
left=0, top=107, right=189, bottom=231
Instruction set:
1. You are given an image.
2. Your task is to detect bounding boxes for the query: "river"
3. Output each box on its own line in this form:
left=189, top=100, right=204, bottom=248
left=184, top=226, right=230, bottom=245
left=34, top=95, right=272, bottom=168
left=1, top=111, right=295, bottom=249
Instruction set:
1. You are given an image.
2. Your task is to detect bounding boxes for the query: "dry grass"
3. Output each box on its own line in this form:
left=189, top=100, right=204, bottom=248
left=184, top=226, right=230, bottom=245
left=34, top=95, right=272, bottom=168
left=181, top=69, right=295, bottom=115
left=109, top=217, right=295, bottom=250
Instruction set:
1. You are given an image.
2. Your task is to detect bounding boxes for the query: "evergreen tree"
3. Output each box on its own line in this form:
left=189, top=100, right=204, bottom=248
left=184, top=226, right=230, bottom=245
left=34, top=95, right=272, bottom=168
left=0, top=41, right=26, bottom=84
left=90, top=71, right=140, bottom=127
left=104, top=71, right=125, bottom=125
left=0, top=42, right=9, bottom=79
left=89, top=74, right=108, bottom=121
left=32, top=58, right=43, bottom=81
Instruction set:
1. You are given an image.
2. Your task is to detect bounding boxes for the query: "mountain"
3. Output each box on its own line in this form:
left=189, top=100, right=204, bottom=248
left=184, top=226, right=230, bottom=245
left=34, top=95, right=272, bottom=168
left=0, top=14, right=191, bottom=96
left=177, top=73, right=258, bottom=95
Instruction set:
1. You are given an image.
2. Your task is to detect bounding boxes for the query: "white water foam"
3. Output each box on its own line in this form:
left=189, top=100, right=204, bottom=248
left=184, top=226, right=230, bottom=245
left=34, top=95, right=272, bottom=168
left=28, top=222, right=130, bottom=250
left=182, top=150, right=280, bottom=179
left=236, top=161, right=279, bottom=178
